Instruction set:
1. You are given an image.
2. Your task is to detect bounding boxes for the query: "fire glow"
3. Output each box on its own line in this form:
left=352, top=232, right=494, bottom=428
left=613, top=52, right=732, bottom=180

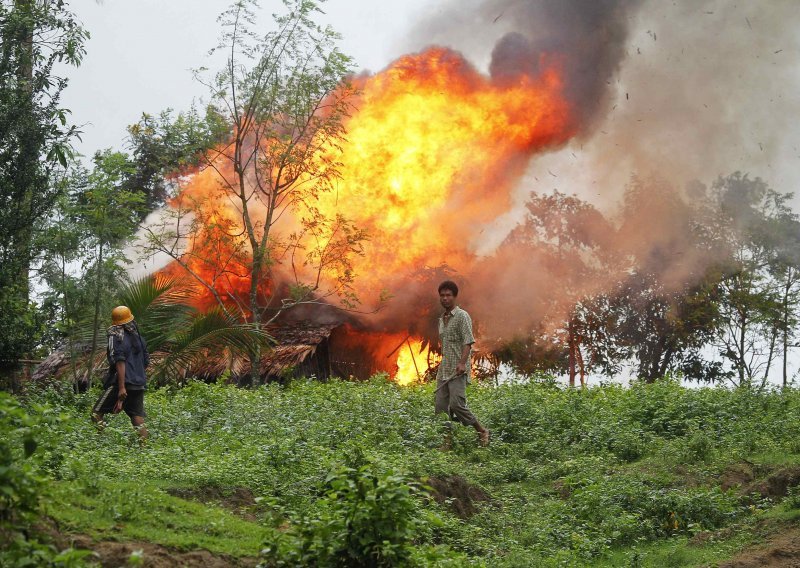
left=160, top=45, right=578, bottom=382
left=315, top=47, right=575, bottom=294
left=394, top=339, right=431, bottom=386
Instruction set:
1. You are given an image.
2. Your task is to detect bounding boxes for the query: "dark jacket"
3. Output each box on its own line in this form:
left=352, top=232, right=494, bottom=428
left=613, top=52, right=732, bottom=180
left=105, top=323, right=149, bottom=390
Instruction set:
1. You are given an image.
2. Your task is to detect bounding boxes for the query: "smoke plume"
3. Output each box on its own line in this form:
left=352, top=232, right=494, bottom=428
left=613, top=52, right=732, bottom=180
left=385, top=0, right=800, bottom=346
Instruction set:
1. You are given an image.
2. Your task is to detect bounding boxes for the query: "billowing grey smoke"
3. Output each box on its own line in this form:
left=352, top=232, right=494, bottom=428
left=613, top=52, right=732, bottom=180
left=488, top=0, right=645, bottom=132
left=390, top=0, right=800, bottom=348
left=406, top=0, right=645, bottom=134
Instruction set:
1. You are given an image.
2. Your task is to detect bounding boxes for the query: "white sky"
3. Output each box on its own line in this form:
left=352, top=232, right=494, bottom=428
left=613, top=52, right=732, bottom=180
left=62, top=0, right=438, bottom=156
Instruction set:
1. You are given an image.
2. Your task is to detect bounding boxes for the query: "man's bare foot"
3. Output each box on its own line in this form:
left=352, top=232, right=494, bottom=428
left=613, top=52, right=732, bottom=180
left=478, top=429, right=490, bottom=447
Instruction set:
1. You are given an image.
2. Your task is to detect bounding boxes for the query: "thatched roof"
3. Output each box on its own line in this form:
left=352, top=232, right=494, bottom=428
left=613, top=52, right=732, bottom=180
left=32, top=342, right=94, bottom=384
left=32, top=322, right=500, bottom=384
left=32, top=322, right=341, bottom=384
left=240, top=322, right=338, bottom=380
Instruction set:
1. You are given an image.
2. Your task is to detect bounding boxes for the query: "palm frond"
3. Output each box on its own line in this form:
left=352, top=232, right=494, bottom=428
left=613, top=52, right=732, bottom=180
left=118, top=274, right=196, bottom=352
left=150, top=308, right=272, bottom=384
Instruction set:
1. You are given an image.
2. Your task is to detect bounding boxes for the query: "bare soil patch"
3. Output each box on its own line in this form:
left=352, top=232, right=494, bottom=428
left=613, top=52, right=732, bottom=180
left=721, top=463, right=757, bottom=491
left=427, top=475, right=490, bottom=519
left=741, top=467, right=800, bottom=501
left=167, top=486, right=259, bottom=521
left=70, top=535, right=257, bottom=568
left=34, top=519, right=258, bottom=568
left=719, top=527, right=800, bottom=568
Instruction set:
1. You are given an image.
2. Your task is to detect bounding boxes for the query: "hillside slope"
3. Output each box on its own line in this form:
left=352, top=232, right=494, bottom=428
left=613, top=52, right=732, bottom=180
left=4, top=378, right=800, bottom=566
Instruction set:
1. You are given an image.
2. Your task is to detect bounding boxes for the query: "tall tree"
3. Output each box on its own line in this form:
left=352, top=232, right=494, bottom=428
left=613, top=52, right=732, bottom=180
left=125, top=106, right=228, bottom=215
left=145, top=0, right=367, bottom=386
left=710, top=173, right=793, bottom=388
left=0, top=0, right=87, bottom=372
left=769, top=217, right=800, bottom=387
left=610, top=176, right=727, bottom=383
left=74, top=151, right=146, bottom=381
left=493, top=190, right=617, bottom=384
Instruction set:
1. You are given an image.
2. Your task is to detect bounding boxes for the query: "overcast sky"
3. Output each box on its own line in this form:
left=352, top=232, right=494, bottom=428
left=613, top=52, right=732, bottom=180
left=62, top=0, right=438, bottom=156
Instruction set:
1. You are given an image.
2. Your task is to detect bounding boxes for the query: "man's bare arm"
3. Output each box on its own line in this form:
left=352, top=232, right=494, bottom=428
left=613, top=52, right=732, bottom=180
left=456, top=343, right=472, bottom=374
left=116, top=361, right=126, bottom=398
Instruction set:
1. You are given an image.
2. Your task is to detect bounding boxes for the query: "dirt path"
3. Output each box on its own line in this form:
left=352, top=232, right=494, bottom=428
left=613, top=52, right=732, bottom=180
left=42, top=525, right=258, bottom=568
left=718, top=527, right=800, bottom=568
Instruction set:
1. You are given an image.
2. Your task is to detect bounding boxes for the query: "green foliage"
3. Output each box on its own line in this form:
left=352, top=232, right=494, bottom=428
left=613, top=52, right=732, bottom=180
left=125, top=106, right=228, bottom=213
left=0, top=392, right=92, bottom=567
left=0, top=392, right=44, bottom=529
left=47, top=479, right=270, bottom=556
left=0, top=284, right=42, bottom=376
left=0, top=0, right=87, bottom=369
left=264, top=461, right=433, bottom=567
left=114, top=275, right=272, bottom=386
left=710, top=172, right=800, bottom=387
left=784, top=486, right=800, bottom=510
left=11, top=379, right=800, bottom=566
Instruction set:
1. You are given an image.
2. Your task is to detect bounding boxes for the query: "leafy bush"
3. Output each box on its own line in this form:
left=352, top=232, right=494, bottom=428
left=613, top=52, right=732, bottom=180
left=0, top=393, right=91, bottom=567
left=262, top=460, right=438, bottom=567
left=0, top=392, right=45, bottom=531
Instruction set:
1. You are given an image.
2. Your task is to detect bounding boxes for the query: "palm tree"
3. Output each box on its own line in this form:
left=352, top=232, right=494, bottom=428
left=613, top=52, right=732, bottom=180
left=81, top=274, right=272, bottom=387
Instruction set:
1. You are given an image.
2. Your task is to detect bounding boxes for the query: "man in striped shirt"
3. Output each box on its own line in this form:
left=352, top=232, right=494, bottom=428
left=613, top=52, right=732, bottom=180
left=435, top=280, right=489, bottom=447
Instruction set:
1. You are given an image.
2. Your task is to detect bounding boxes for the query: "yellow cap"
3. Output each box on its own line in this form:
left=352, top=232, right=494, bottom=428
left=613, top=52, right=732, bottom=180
left=111, top=306, right=134, bottom=325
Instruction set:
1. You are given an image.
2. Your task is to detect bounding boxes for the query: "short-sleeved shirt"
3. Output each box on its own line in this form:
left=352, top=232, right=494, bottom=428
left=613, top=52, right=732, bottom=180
left=105, top=323, right=149, bottom=390
left=436, top=306, right=475, bottom=383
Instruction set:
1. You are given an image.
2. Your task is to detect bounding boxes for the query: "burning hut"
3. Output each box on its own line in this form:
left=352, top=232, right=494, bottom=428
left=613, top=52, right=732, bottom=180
left=31, top=316, right=497, bottom=387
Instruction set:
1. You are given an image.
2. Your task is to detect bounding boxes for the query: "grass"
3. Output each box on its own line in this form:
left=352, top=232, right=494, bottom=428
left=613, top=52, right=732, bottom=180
left=45, top=480, right=270, bottom=556
left=6, top=377, right=800, bottom=566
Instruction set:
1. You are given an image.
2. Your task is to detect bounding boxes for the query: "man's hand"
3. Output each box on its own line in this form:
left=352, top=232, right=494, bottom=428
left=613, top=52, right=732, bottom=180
left=456, top=362, right=467, bottom=374
left=113, top=387, right=127, bottom=414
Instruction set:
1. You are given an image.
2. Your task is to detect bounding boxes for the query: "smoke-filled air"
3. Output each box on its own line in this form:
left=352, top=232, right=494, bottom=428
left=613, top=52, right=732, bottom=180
left=145, top=0, right=800, bottom=385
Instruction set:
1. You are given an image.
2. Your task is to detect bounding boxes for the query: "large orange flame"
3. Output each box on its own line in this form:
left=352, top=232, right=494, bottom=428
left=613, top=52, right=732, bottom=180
left=394, top=338, right=432, bottom=386
left=317, top=47, right=574, bottom=296
left=158, top=45, right=577, bottom=380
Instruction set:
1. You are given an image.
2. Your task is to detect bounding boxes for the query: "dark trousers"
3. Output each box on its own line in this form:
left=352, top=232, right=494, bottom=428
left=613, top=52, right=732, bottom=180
left=435, top=374, right=478, bottom=426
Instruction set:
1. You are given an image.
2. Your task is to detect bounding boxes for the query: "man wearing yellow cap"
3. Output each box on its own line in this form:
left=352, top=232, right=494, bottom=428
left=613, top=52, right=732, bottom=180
left=91, top=306, right=150, bottom=443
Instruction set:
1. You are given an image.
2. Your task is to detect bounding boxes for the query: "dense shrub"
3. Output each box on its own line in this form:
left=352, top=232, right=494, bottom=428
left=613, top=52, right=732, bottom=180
left=0, top=392, right=42, bottom=530
left=0, top=393, right=92, bottom=567
left=262, top=461, right=437, bottom=567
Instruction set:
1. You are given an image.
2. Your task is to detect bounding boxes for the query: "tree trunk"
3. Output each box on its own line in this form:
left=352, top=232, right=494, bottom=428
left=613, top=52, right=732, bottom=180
left=568, top=321, right=576, bottom=387
left=14, top=0, right=34, bottom=297
left=738, top=310, right=747, bottom=386
left=60, top=246, right=79, bottom=385
left=248, top=252, right=262, bottom=387
left=86, top=243, right=104, bottom=386
left=762, top=322, right=778, bottom=389
left=783, top=275, right=792, bottom=388
left=575, top=342, right=586, bottom=388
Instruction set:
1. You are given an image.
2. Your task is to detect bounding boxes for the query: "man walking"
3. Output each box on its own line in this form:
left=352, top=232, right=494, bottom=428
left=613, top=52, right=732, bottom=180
left=435, top=280, right=489, bottom=447
left=91, top=305, right=149, bottom=444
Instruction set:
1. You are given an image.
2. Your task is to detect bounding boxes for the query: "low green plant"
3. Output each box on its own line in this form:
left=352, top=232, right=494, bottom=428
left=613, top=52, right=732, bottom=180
left=12, top=378, right=800, bottom=566
left=0, top=393, right=92, bottom=567
left=262, top=460, right=439, bottom=567
left=0, top=392, right=43, bottom=530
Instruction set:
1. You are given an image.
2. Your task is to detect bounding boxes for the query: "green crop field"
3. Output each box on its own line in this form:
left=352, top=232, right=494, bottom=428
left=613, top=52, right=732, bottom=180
left=4, top=377, right=800, bottom=566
